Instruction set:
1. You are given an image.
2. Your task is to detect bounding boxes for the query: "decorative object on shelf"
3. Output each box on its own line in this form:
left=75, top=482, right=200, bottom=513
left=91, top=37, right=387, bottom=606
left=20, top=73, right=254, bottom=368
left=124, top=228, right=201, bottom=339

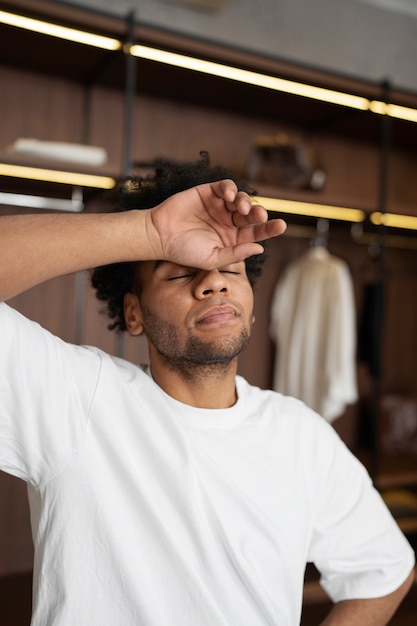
left=0, top=188, right=84, bottom=212
left=247, top=132, right=326, bottom=191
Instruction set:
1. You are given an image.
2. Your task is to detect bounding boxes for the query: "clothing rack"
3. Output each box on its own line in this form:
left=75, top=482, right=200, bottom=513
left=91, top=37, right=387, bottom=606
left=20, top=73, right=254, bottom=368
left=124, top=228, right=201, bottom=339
left=281, top=85, right=407, bottom=484
left=283, top=222, right=417, bottom=251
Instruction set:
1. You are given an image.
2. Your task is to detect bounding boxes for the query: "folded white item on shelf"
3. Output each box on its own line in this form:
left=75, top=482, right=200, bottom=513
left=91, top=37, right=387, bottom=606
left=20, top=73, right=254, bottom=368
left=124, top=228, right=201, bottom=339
left=8, top=138, right=108, bottom=166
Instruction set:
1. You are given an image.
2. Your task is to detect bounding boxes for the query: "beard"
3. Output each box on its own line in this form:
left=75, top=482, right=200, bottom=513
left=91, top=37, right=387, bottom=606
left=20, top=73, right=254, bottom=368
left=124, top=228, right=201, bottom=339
left=141, top=305, right=251, bottom=378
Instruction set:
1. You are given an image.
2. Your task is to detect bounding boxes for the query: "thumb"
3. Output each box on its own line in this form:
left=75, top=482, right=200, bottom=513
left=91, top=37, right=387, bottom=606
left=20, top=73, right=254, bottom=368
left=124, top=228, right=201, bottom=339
left=209, top=242, right=265, bottom=268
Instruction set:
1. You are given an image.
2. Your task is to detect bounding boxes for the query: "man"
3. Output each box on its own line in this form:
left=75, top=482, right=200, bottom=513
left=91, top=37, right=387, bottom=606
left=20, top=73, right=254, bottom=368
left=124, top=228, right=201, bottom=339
left=0, top=155, right=415, bottom=625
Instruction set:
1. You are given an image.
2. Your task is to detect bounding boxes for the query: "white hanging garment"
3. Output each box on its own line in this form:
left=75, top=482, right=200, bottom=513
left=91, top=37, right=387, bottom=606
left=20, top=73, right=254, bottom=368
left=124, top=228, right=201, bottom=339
left=270, top=247, right=358, bottom=422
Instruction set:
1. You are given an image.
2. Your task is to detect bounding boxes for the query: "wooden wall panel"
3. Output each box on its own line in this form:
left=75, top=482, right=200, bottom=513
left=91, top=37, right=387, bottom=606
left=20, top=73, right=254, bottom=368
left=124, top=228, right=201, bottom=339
left=388, top=151, right=417, bottom=214
left=7, top=275, right=77, bottom=342
left=0, top=65, right=85, bottom=148
left=383, top=250, right=417, bottom=394
left=80, top=275, right=118, bottom=354
left=88, top=86, right=125, bottom=173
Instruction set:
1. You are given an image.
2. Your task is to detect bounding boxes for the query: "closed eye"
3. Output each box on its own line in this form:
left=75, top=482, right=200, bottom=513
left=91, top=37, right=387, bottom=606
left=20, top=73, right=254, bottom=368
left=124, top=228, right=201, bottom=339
left=167, top=274, right=192, bottom=281
left=218, top=262, right=245, bottom=275
left=166, top=266, right=241, bottom=280
left=166, top=271, right=196, bottom=281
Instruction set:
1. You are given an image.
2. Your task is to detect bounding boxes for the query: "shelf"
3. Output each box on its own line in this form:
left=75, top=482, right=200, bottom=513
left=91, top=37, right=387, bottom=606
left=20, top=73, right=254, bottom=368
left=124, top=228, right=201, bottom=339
left=0, top=152, right=120, bottom=209
left=377, top=471, right=417, bottom=490
left=397, top=517, right=417, bottom=535
left=1, top=0, right=417, bottom=229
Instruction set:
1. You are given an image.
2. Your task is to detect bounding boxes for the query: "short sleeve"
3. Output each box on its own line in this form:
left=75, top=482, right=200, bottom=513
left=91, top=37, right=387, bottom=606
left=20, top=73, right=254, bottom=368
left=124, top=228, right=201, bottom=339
left=0, top=303, right=101, bottom=486
left=306, top=416, right=415, bottom=602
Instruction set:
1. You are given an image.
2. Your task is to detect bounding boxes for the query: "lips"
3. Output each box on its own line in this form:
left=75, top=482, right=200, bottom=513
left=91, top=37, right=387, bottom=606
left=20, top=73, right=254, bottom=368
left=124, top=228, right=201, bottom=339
left=196, top=305, right=238, bottom=325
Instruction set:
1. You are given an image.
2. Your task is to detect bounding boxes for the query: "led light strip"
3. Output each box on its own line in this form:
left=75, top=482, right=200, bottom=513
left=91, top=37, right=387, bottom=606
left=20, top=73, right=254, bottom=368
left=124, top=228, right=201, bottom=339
left=259, top=201, right=417, bottom=231
left=0, top=163, right=116, bottom=188
left=369, top=101, right=417, bottom=124
left=255, top=196, right=365, bottom=223
left=371, top=211, right=417, bottom=230
left=0, top=9, right=121, bottom=50
left=129, top=45, right=417, bottom=122
left=129, top=45, right=369, bottom=110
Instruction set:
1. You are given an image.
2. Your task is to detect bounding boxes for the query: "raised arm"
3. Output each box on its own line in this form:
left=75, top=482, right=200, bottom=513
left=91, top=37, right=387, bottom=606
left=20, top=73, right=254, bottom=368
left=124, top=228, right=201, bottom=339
left=0, top=180, right=286, bottom=301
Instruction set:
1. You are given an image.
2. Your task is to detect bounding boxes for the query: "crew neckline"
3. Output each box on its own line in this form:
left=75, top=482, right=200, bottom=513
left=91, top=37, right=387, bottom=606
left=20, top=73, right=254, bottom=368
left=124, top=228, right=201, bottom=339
left=145, top=366, right=248, bottom=430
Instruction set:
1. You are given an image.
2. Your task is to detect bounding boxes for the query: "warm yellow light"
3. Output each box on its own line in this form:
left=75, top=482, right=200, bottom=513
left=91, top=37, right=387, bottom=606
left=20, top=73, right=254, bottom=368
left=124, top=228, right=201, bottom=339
left=0, top=163, right=116, bottom=188
left=255, top=196, right=365, bottom=223
left=0, top=10, right=121, bottom=50
left=369, top=100, right=417, bottom=124
left=129, top=44, right=370, bottom=110
left=130, top=46, right=417, bottom=124
left=371, top=211, right=417, bottom=230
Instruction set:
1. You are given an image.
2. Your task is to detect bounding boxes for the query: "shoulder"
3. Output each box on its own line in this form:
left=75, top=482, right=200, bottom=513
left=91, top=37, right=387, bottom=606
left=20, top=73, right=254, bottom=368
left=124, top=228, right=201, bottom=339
left=87, top=349, right=150, bottom=389
left=237, top=375, right=333, bottom=436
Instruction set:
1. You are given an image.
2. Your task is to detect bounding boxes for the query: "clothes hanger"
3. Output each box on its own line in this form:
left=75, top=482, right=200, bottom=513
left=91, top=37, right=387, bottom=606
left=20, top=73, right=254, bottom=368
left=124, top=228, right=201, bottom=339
left=310, top=217, right=329, bottom=249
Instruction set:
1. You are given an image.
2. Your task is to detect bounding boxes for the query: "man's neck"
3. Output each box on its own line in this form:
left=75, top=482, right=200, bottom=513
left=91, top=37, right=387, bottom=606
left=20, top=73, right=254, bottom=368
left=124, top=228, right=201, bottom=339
left=150, top=359, right=238, bottom=409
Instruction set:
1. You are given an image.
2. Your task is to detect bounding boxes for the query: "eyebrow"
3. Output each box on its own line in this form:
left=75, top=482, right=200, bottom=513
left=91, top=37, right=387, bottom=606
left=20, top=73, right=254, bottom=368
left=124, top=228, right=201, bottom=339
left=153, top=260, right=171, bottom=273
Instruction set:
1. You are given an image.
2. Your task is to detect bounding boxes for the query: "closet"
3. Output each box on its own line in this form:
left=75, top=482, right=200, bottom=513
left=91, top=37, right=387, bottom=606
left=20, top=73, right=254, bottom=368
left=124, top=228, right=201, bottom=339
left=0, top=0, right=416, bottom=607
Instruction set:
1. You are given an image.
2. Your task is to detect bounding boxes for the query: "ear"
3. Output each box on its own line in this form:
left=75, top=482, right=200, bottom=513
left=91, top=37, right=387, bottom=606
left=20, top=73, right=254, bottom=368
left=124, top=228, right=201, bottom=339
left=124, top=292, right=144, bottom=336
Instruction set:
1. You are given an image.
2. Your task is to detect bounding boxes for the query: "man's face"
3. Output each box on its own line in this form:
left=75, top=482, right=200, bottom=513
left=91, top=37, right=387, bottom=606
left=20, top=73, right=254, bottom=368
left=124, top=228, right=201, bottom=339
left=125, top=260, right=255, bottom=372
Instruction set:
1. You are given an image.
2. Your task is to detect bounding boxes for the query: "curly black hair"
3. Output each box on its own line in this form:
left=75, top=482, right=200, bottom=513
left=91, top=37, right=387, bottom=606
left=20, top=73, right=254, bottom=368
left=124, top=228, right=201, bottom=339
left=91, top=152, right=267, bottom=332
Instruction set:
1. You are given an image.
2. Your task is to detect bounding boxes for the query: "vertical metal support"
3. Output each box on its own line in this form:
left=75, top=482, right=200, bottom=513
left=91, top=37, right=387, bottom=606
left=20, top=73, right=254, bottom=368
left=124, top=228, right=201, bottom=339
left=122, top=10, right=137, bottom=178
left=378, top=82, right=391, bottom=237
left=370, top=81, right=391, bottom=481
left=118, top=10, right=138, bottom=358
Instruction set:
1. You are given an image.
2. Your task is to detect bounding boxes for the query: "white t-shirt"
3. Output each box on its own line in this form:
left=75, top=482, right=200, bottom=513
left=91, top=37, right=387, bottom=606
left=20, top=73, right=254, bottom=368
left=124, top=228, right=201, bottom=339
left=0, top=303, right=414, bottom=626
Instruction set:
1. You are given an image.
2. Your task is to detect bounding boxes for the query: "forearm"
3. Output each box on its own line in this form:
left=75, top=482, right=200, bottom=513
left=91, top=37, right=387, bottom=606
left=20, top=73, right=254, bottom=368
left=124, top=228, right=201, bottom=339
left=0, top=210, right=154, bottom=300
left=0, top=180, right=286, bottom=301
left=320, top=569, right=415, bottom=626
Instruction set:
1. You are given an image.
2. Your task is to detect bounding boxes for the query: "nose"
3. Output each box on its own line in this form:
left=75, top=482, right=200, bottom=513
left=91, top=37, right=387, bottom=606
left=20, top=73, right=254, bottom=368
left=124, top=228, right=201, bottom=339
left=193, top=269, right=229, bottom=299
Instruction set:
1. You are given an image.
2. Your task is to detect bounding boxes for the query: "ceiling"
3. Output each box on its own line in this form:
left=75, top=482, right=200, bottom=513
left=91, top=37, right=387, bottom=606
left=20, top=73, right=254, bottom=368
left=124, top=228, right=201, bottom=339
left=49, top=0, right=417, bottom=94
left=353, top=0, right=417, bottom=19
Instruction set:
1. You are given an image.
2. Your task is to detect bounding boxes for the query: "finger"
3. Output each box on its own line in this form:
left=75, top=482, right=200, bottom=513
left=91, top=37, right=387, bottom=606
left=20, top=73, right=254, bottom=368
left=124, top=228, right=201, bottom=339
left=225, top=190, right=254, bottom=216
left=237, top=218, right=287, bottom=243
left=211, top=242, right=266, bottom=267
left=255, top=218, right=287, bottom=241
left=231, top=204, right=268, bottom=227
left=215, top=179, right=238, bottom=203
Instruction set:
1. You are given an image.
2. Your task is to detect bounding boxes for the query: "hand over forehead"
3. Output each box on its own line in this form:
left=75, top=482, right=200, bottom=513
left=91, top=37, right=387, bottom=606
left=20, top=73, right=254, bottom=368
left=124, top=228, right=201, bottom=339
left=148, top=179, right=287, bottom=270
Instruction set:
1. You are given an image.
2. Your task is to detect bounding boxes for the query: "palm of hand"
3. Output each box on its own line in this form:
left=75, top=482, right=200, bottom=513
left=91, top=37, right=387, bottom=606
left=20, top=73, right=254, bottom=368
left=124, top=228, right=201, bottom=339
left=149, top=182, right=283, bottom=269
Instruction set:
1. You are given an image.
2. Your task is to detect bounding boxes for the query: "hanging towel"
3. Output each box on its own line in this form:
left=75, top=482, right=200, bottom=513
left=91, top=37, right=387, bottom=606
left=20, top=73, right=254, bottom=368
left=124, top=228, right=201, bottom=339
left=270, top=247, right=358, bottom=422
